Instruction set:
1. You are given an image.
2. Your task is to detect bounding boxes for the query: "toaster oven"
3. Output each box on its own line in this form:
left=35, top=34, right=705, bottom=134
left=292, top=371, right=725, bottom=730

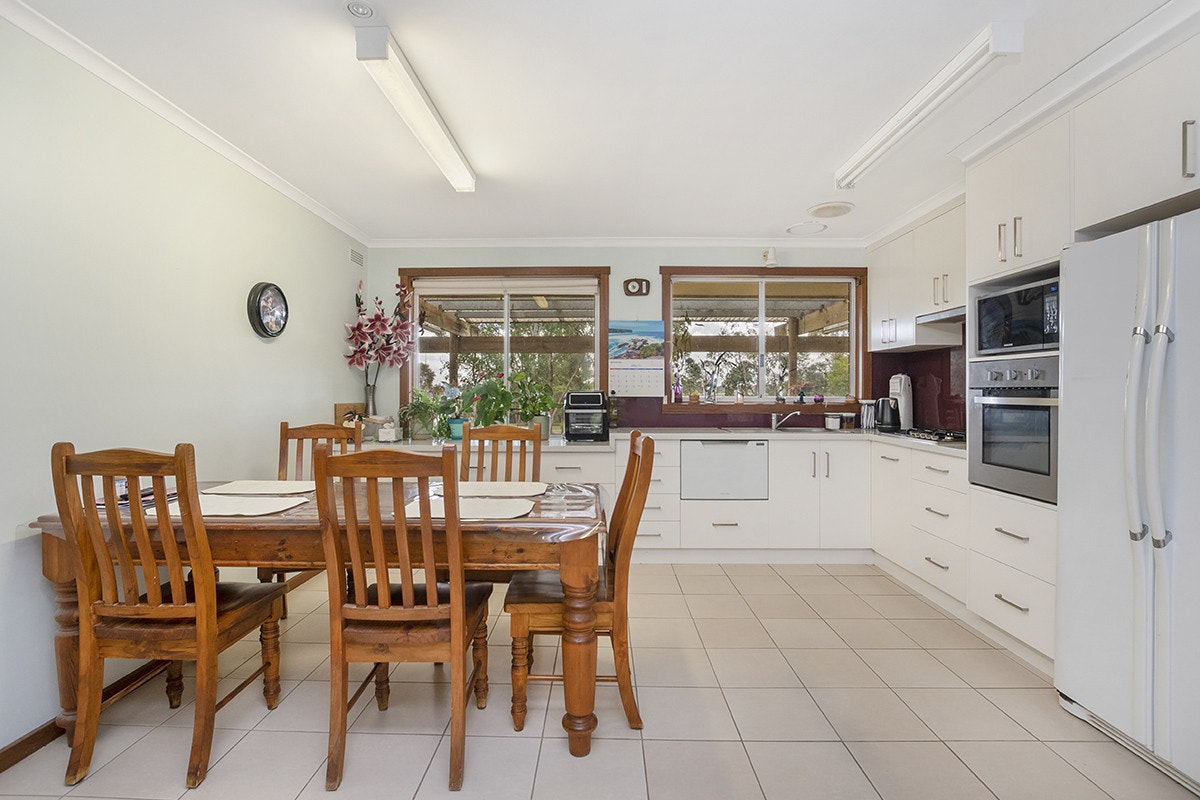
left=563, top=391, right=609, bottom=442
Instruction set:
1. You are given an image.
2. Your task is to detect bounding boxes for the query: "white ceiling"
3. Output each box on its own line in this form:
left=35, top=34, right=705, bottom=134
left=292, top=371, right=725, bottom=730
left=8, top=0, right=1179, bottom=245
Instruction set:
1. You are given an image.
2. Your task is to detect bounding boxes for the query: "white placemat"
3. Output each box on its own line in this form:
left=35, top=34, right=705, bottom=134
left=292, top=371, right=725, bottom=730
left=148, top=495, right=309, bottom=517
left=455, top=481, right=547, bottom=498
left=404, top=497, right=534, bottom=520
left=202, top=480, right=316, bottom=495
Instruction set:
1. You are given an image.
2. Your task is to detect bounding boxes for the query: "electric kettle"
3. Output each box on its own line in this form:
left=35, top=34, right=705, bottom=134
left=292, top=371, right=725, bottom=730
left=875, top=397, right=900, bottom=432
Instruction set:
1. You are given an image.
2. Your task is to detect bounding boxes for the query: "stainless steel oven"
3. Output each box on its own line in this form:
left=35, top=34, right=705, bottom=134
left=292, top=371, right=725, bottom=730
left=968, top=355, right=1058, bottom=504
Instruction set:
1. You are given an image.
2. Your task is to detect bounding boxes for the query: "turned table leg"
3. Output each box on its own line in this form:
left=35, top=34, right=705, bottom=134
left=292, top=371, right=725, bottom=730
left=558, top=536, right=598, bottom=756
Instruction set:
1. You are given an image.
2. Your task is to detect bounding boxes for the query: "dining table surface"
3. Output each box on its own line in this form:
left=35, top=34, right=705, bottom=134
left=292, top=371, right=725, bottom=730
left=36, top=479, right=607, bottom=757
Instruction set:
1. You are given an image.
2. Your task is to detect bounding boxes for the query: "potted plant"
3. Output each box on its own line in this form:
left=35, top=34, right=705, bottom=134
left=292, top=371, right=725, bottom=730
left=510, top=370, right=556, bottom=439
left=465, top=373, right=513, bottom=428
left=399, top=385, right=468, bottom=441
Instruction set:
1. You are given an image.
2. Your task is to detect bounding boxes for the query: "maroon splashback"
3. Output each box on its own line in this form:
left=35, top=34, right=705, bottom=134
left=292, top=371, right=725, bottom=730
left=871, top=346, right=966, bottom=432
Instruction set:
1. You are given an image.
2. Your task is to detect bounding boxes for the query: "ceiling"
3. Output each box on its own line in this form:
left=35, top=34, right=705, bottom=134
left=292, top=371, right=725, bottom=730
left=9, top=0, right=1178, bottom=245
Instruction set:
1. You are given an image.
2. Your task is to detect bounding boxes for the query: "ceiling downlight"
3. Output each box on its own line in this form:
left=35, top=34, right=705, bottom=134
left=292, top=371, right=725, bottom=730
left=807, top=201, right=855, bottom=219
left=785, top=221, right=828, bottom=236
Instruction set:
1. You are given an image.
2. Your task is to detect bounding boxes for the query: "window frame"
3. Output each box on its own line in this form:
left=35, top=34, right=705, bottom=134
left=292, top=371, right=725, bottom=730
left=660, top=265, right=869, bottom=408
left=398, top=266, right=610, bottom=402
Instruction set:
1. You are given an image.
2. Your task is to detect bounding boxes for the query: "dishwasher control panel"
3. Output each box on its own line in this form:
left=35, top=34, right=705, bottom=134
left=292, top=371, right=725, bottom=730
left=679, top=440, right=769, bottom=500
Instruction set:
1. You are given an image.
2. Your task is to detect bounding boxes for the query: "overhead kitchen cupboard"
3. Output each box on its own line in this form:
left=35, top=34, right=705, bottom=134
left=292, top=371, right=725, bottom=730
left=965, top=113, right=1072, bottom=283
left=867, top=206, right=964, bottom=352
left=1073, top=32, right=1200, bottom=232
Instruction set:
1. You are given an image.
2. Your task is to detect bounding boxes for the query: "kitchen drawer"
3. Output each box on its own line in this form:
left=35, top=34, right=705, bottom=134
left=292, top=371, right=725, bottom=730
left=969, top=552, right=1055, bottom=657
left=906, top=527, right=968, bottom=602
left=541, top=450, right=615, bottom=485
left=909, top=482, right=968, bottom=547
left=969, top=488, right=1057, bottom=584
left=640, top=493, right=680, bottom=522
left=632, top=520, right=679, bottom=549
left=645, top=466, right=680, bottom=496
left=680, top=499, right=769, bottom=549
left=910, top=450, right=967, bottom=490
left=616, top=436, right=680, bottom=468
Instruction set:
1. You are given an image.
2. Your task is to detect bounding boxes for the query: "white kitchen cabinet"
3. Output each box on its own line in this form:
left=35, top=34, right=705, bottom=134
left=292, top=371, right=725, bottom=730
left=680, top=499, right=769, bottom=549
left=966, top=113, right=1072, bottom=283
left=1073, top=32, right=1200, bottom=231
left=913, top=203, right=966, bottom=316
left=908, top=528, right=969, bottom=601
left=903, top=448, right=969, bottom=602
left=813, top=440, right=871, bottom=548
left=768, top=440, right=821, bottom=549
left=541, top=447, right=615, bottom=515
left=869, top=442, right=910, bottom=563
left=869, top=213, right=963, bottom=352
left=868, top=232, right=913, bottom=351
left=616, top=437, right=680, bottom=549
left=969, top=551, right=1056, bottom=657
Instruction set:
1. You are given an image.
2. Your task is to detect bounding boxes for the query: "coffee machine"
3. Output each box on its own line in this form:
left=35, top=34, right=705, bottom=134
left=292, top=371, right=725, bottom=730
left=888, top=373, right=913, bottom=432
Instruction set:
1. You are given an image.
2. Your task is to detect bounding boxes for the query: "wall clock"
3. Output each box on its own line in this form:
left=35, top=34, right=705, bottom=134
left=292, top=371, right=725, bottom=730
left=247, top=282, right=288, bottom=338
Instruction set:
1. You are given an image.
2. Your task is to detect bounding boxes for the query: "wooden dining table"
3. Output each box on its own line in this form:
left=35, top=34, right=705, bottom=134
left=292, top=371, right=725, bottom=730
left=36, top=480, right=605, bottom=757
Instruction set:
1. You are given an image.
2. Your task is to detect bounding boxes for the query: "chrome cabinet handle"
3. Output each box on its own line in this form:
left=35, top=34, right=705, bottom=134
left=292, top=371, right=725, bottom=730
left=812, top=451, right=817, bottom=478
left=711, top=522, right=739, bottom=528
left=997, top=222, right=1008, bottom=262
left=880, top=455, right=900, bottom=462
left=942, top=273, right=949, bottom=303
left=933, top=275, right=940, bottom=306
left=554, top=465, right=583, bottom=471
left=924, top=506, right=950, bottom=518
left=994, top=526, right=1031, bottom=543
left=924, top=465, right=950, bottom=474
left=825, top=452, right=831, bottom=479
left=924, top=556, right=950, bottom=571
left=1184, top=120, right=1197, bottom=178
left=644, top=505, right=663, bottom=511
left=994, top=593, right=1030, bottom=613
left=1013, top=216, right=1024, bottom=258
left=640, top=532, right=662, bottom=538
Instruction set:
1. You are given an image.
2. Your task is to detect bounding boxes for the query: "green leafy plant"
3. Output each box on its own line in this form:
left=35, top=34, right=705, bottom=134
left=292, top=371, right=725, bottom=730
left=465, top=373, right=513, bottom=427
left=399, top=386, right=468, bottom=439
left=510, top=370, right=556, bottom=423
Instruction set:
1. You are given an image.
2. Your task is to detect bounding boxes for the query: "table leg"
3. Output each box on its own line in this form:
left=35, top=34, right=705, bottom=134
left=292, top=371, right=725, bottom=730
left=558, top=536, right=598, bottom=756
left=43, top=533, right=80, bottom=737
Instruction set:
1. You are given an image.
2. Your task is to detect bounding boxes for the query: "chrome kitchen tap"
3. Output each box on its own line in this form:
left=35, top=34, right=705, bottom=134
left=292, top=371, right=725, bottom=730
left=771, top=410, right=804, bottom=430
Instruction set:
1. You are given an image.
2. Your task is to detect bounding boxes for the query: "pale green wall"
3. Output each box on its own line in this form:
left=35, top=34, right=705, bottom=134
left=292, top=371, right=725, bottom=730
left=0, top=18, right=365, bottom=745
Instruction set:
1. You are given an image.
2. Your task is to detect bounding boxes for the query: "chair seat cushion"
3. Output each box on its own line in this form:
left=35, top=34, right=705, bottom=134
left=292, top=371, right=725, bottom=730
left=95, top=580, right=286, bottom=641
left=345, top=582, right=493, bottom=645
left=503, top=568, right=613, bottom=611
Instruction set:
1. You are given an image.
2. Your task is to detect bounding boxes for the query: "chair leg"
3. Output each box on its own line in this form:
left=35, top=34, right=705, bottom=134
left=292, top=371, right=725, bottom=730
left=186, top=651, right=219, bottom=788
left=326, top=657, right=348, bottom=791
left=472, top=618, right=489, bottom=709
left=611, top=622, right=642, bottom=729
left=374, top=662, right=390, bottom=710
left=509, top=613, right=530, bottom=731
left=260, top=617, right=282, bottom=710
left=165, top=660, right=184, bottom=708
left=449, top=650, right=466, bottom=790
left=64, top=650, right=103, bottom=785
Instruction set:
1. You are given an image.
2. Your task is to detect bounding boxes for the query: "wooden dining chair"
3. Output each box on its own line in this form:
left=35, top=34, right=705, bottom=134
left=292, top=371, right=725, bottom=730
left=313, top=443, right=491, bottom=791
left=503, top=430, right=654, bottom=731
left=260, top=421, right=364, bottom=616
left=459, top=421, right=541, bottom=482
left=50, top=442, right=285, bottom=788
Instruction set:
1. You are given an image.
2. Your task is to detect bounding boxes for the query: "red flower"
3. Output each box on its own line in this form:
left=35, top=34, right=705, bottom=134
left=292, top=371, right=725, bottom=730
left=344, top=284, right=413, bottom=387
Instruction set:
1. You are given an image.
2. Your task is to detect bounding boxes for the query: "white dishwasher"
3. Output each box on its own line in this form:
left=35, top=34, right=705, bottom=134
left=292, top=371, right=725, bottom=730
left=679, top=440, right=769, bottom=500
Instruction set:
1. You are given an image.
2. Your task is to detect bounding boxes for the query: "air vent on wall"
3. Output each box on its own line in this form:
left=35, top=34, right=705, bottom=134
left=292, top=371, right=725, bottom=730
left=349, top=248, right=365, bottom=267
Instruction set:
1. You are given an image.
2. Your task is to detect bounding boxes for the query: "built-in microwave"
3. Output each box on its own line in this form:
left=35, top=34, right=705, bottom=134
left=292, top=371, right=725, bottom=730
left=976, top=276, right=1059, bottom=356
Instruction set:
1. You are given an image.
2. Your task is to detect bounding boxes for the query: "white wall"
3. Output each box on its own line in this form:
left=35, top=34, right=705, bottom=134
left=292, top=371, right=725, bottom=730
left=0, top=19, right=366, bottom=746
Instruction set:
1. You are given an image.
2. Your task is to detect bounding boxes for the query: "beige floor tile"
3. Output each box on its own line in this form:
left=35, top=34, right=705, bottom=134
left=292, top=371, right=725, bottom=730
left=820, top=563, right=883, bottom=576
left=643, top=740, right=765, bottom=800
left=856, top=649, right=968, bottom=688
left=414, top=736, right=540, bottom=800
left=825, top=619, right=918, bottom=649
left=783, top=575, right=854, bottom=595
left=782, top=648, right=887, bottom=689
left=165, top=729, right=326, bottom=800
left=771, top=563, right=830, bottom=576
left=931, top=650, right=1051, bottom=688
left=694, top=617, right=774, bottom=648
left=746, top=741, right=881, bottom=800
left=0, top=724, right=154, bottom=797
left=632, top=647, right=719, bottom=687
left=629, top=562, right=677, bottom=576
left=626, top=573, right=682, bottom=594
left=723, top=687, right=838, bottom=741
left=809, top=688, right=936, bottom=741
left=224, top=640, right=331, bottom=683
left=628, top=593, right=692, bottom=618
left=742, top=594, right=819, bottom=619
left=628, top=617, right=704, bottom=648
left=294, top=732, right=439, bottom=799
left=531, top=737, right=648, bottom=800
left=672, top=563, right=726, bottom=576
left=464, top=681, right=552, bottom=738
left=721, top=563, right=776, bottom=575
left=707, top=648, right=802, bottom=688
left=1047, top=741, right=1200, bottom=800
left=835, top=575, right=911, bottom=595
left=979, top=688, right=1111, bottom=741
left=948, top=741, right=1111, bottom=800
left=683, top=593, right=754, bottom=619
left=251, top=680, right=334, bottom=734
left=891, top=619, right=993, bottom=649
left=544, top=684, right=643, bottom=740
left=636, top=687, right=740, bottom=740
left=801, top=593, right=884, bottom=619
left=894, top=688, right=1033, bottom=740
left=277, top=612, right=331, bottom=643
left=280, top=588, right=329, bottom=616
left=860, top=594, right=947, bottom=619
left=729, top=573, right=795, bottom=595
left=847, top=741, right=994, bottom=800
left=163, top=679, right=302, bottom=731
left=761, top=617, right=847, bottom=648
left=349, top=681, right=455, bottom=735
left=676, top=574, right=739, bottom=595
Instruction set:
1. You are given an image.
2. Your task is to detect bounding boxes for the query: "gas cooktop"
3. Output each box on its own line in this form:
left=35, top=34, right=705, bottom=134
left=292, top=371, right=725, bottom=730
left=905, top=428, right=966, bottom=443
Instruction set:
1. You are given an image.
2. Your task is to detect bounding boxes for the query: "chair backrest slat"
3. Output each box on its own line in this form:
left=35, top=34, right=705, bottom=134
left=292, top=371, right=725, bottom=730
left=279, top=422, right=363, bottom=481
left=459, top=423, right=541, bottom=482
left=608, top=431, right=655, bottom=600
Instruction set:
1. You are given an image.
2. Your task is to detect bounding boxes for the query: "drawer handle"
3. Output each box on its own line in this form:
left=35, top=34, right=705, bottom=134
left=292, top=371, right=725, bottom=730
left=994, top=526, right=1030, bottom=543
left=924, top=506, right=950, bottom=518
left=924, top=465, right=950, bottom=474
left=650, top=478, right=663, bottom=483
left=554, top=465, right=583, bottom=471
left=711, top=522, right=740, bottom=528
left=644, top=505, right=663, bottom=511
left=924, top=556, right=950, bottom=571
left=1184, top=120, right=1197, bottom=178
left=640, top=532, right=662, bottom=538
left=879, top=455, right=900, bottom=462
left=994, top=593, right=1030, bottom=613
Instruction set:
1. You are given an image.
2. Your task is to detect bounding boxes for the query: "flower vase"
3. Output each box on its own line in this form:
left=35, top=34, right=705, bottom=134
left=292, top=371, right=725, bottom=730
left=364, top=385, right=377, bottom=417
left=448, top=417, right=466, bottom=440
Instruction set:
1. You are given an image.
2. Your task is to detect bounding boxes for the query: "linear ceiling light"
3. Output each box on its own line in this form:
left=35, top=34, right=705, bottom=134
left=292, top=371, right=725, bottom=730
left=356, top=25, right=476, bottom=192
left=834, top=21, right=1023, bottom=189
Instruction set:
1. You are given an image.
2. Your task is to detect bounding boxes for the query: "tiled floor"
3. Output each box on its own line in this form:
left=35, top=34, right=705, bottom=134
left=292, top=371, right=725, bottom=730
left=3, top=563, right=1196, bottom=800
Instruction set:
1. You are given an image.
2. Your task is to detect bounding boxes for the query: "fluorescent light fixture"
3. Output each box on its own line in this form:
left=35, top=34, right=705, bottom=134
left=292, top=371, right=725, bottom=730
left=356, top=26, right=476, bottom=192
left=834, top=21, right=1023, bottom=189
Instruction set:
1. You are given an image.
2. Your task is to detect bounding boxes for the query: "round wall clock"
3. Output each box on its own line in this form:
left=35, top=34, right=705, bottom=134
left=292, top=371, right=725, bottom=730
left=247, top=282, right=288, bottom=338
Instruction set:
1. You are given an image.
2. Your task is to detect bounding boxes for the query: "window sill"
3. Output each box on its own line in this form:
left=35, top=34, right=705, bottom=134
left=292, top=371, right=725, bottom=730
left=660, top=401, right=860, bottom=414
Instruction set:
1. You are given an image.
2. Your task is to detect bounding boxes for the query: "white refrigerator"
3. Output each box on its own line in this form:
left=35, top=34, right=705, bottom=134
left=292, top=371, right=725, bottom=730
left=1057, top=206, right=1200, bottom=790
